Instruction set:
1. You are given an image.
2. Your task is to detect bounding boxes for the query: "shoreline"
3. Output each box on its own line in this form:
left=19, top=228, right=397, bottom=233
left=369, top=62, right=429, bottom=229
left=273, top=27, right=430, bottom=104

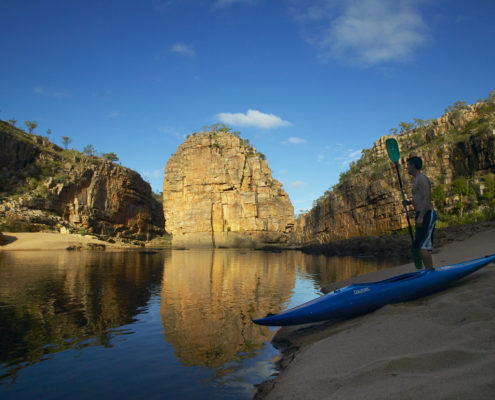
left=254, top=224, right=495, bottom=400
left=0, top=231, right=134, bottom=251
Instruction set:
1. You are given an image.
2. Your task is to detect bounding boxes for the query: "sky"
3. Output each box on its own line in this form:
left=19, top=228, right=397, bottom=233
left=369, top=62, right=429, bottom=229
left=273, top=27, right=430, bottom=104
left=1, top=0, right=494, bottom=214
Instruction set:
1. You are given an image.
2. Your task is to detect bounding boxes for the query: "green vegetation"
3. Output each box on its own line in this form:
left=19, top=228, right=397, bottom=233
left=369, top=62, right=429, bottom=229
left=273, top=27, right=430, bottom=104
left=83, top=144, right=97, bottom=156
left=312, top=92, right=495, bottom=228
left=102, top=152, right=119, bottom=162
left=25, top=120, right=37, bottom=133
left=61, top=136, right=72, bottom=149
left=0, top=119, right=123, bottom=198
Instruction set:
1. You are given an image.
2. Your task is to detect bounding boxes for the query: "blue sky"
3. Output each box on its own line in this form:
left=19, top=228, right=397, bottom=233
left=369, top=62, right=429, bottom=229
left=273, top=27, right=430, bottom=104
left=1, top=0, right=494, bottom=213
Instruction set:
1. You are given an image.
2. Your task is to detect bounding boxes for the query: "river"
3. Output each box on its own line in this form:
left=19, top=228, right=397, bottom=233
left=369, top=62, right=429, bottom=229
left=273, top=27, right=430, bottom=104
left=0, top=249, right=404, bottom=399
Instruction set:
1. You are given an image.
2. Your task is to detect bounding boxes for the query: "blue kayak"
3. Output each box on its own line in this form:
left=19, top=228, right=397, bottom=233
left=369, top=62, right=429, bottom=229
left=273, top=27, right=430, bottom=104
left=253, top=254, right=495, bottom=326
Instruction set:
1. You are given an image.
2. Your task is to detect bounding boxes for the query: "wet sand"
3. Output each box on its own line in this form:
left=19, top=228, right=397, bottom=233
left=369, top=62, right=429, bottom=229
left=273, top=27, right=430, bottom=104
left=255, top=226, right=495, bottom=400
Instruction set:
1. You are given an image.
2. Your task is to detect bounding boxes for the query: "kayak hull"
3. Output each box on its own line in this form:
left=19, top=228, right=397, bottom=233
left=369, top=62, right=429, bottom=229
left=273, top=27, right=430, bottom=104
left=253, top=254, right=495, bottom=326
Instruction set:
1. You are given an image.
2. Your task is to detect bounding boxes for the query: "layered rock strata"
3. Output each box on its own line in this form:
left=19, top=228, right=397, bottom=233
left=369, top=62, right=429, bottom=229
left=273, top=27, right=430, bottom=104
left=292, top=102, right=495, bottom=245
left=0, top=121, right=164, bottom=241
left=163, top=130, right=294, bottom=247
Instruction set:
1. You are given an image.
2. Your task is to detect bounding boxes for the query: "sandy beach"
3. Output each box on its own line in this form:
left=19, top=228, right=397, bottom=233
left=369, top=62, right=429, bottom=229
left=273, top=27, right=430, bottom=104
left=256, top=226, right=495, bottom=400
left=0, top=231, right=123, bottom=251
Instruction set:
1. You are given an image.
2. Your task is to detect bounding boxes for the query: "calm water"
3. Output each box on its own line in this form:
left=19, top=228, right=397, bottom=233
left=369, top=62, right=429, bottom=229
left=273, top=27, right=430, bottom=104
left=0, top=249, right=404, bottom=399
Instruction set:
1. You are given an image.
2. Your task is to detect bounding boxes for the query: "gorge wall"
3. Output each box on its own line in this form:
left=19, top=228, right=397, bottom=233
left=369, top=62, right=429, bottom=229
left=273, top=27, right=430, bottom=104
left=292, top=101, right=495, bottom=245
left=163, top=129, right=294, bottom=247
left=0, top=121, right=164, bottom=241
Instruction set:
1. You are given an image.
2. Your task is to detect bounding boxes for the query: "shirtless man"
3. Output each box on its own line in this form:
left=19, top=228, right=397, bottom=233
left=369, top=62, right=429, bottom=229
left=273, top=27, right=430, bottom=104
left=403, top=156, right=437, bottom=269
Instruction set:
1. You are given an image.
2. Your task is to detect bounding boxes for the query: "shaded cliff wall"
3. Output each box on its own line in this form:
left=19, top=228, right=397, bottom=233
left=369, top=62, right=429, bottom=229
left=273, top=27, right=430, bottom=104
left=292, top=102, right=495, bottom=245
left=0, top=121, right=164, bottom=240
left=163, top=129, right=294, bottom=247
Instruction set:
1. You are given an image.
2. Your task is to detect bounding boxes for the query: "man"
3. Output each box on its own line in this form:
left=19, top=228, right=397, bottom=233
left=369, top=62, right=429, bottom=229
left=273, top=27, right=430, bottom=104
left=403, top=156, right=437, bottom=269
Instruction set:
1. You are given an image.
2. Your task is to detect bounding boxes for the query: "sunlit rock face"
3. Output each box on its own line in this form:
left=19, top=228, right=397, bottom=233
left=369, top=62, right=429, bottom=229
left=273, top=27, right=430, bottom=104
left=0, top=121, right=164, bottom=240
left=159, top=249, right=296, bottom=368
left=292, top=103, right=495, bottom=245
left=163, top=130, right=294, bottom=247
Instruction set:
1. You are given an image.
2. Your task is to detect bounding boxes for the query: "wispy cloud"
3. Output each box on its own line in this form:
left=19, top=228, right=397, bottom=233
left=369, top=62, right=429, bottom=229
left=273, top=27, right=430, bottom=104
left=171, top=42, right=195, bottom=56
left=159, top=126, right=188, bottom=141
left=108, top=111, right=121, bottom=118
left=290, top=181, right=306, bottom=188
left=34, top=87, right=69, bottom=98
left=143, top=169, right=163, bottom=179
left=214, top=0, right=258, bottom=7
left=342, top=149, right=362, bottom=166
left=282, top=136, right=307, bottom=145
left=291, top=0, right=429, bottom=66
left=216, top=109, right=291, bottom=129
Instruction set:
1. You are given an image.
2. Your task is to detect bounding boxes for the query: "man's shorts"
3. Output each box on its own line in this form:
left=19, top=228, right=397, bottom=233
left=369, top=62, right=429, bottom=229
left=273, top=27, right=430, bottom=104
left=414, top=210, right=437, bottom=251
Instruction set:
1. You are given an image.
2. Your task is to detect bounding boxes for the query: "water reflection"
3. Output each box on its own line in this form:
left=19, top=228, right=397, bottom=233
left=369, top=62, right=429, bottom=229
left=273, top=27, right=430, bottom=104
left=160, top=250, right=295, bottom=369
left=0, top=248, right=404, bottom=399
left=158, top=250, right=402, bottom=371
left=0, top=251, right=164, bottom=382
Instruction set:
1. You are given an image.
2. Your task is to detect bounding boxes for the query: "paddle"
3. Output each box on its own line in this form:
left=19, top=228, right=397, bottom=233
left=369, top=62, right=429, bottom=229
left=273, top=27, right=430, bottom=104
left=386, top=138, right=423, bottom=269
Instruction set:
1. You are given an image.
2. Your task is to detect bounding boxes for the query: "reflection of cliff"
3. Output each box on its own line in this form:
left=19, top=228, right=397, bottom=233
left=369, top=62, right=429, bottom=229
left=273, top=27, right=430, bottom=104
left=0, top=251, right=165, bottom=375
left=160, top=250, right=295, bottom=368
left=287, top=252, right=404, bottom=288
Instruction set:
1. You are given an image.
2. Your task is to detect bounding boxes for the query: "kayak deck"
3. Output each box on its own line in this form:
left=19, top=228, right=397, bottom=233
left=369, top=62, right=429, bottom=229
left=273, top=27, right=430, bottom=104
left=253, top=254, right=495, bottom=326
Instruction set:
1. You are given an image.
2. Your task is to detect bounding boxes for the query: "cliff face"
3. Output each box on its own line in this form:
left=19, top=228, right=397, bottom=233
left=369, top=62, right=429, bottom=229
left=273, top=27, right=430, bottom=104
left=163, top=129, right=294, bottom=247
left=0, top=121, right=164, bottom=241
left=292, top=102, right=495, bottom=245
left=44, top=162, right=164, bottom=240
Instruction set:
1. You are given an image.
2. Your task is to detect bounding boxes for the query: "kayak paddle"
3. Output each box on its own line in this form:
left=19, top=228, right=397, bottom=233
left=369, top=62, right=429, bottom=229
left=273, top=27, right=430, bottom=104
left=385, top=138, right=423, bottom=269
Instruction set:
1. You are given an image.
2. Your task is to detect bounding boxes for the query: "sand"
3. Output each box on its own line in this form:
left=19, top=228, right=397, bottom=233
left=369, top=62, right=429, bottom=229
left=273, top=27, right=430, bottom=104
left=0, top=231, right=123, bottom=251
left=256, top=227, right=495, bottom=400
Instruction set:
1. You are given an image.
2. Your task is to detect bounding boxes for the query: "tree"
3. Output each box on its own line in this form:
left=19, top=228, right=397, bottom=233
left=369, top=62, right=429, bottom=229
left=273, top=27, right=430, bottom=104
left=25, top=120, right=37, bottom=133
left=399, top=122, right=414, bottom=133
left=451, top=177, right=469, bottom=197
left=9, top=119, right=17, bottom=126
left=431, top=184, right=445, bottom=211
left=46, top=129, right=52, bottom=136
left=102, top=152, right=119, bottom=162
left=61, top=136, right=72, bottom=149
left=83, top=145, right=97, bottom=156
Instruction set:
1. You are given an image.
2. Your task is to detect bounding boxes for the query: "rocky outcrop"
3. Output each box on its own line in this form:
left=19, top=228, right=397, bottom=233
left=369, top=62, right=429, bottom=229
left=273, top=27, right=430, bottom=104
left=43, top=161, right=165, bottom=240
left=163, top=129, right=294, bottom=247
left=292, top=102, right=495, bottom=245
left=0, top=121, right=164, bottom=241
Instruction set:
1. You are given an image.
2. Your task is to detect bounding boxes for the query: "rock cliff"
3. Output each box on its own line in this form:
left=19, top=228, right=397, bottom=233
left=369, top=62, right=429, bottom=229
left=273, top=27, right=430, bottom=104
left=163, top=128, right=294, bottom=247
left=0, top=121, right=164, bottom=241
left=292, top=100, right=495, bottom=245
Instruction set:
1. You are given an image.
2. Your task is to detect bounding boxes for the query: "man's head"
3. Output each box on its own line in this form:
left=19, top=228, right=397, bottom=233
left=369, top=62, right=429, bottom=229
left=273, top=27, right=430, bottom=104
left=407, top=156, right=422, bottom=175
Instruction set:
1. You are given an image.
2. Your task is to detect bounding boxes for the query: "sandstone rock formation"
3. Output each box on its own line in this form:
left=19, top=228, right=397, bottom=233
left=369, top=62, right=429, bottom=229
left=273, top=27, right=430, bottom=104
left=0, top=121, right=164, bottom=241
left=163, top=129, right=294, bottom=247
left=292, top=101, right=495, bottom=245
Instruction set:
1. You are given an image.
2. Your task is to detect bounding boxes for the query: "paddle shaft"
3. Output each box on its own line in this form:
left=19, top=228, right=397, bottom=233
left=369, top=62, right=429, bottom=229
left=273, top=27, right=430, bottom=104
left=393, top=161, right=415, bottom=243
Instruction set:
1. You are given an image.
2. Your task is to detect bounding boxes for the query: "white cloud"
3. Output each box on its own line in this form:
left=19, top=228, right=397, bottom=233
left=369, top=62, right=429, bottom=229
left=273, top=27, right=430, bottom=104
left=282, top=136, right=307, bottom=144
left=341, top=149, right=362, bottom=167
left=291, top=0, right=429, bottom=66
left=34, top=87, right=69, bottom=98
left=216, top=109, right=291, bottom=129
left=290, top=181, right=306, bottom=188
left=171, top=42, right=195, bottom=56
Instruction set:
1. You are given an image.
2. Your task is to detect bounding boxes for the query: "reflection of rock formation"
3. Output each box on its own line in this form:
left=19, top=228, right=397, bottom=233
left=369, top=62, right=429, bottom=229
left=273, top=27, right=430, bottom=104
left=0, top=251, right=165, bottom=374
left=288, top=252, right=402, bottom=287
left=160, top=250, right=295, bottom=368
